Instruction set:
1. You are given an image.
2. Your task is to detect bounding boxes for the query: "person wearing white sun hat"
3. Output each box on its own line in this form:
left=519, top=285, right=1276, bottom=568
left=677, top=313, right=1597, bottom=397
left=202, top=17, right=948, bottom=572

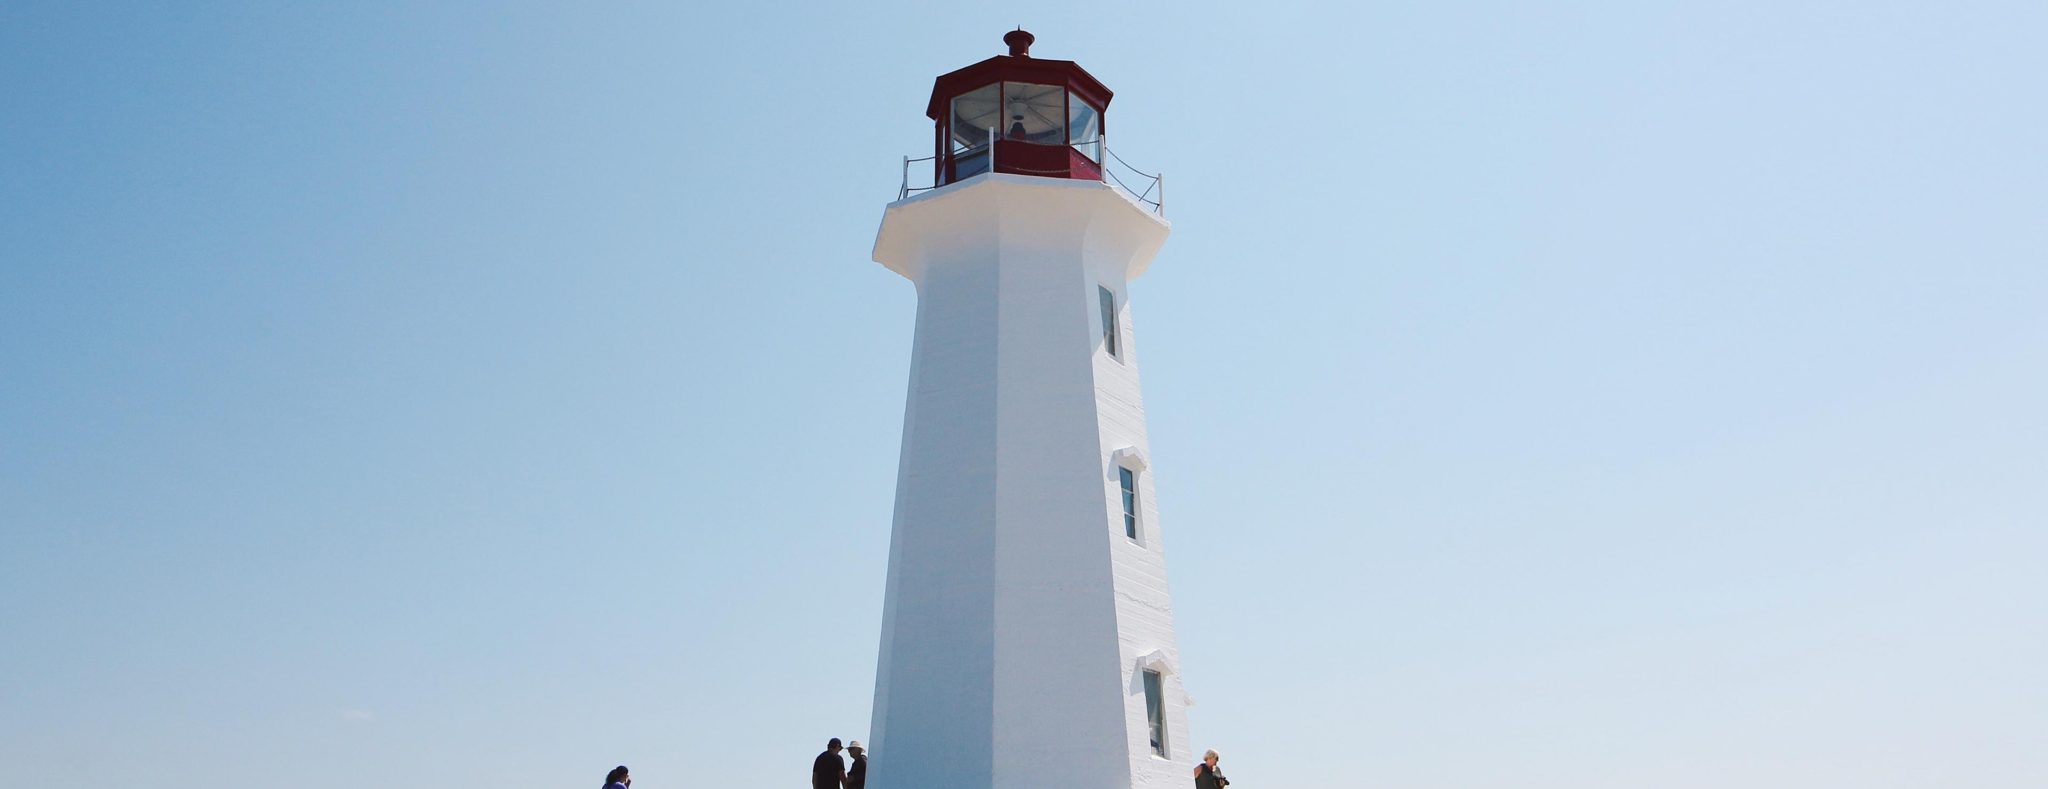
left=845, top=740, right=868, bottom=789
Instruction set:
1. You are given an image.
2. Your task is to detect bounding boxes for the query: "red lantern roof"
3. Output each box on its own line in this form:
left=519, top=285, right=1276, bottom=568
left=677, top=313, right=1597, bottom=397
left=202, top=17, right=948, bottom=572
left=923, top=31, right=1115, bottom=122
left=920, top=30, right=1117, bottom=186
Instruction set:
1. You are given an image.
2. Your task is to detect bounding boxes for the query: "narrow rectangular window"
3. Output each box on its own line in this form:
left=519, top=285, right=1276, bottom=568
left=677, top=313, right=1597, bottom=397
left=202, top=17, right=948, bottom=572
left=1142, top=669, right=1167, bottom=756
left=1120, top=466, right=1139, bottom=540
left=1099, top=285, right=1120, bottom=358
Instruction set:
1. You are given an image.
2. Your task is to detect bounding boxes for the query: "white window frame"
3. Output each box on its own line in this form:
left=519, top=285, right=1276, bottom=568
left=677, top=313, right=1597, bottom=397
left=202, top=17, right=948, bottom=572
left=1111, top=447, right=1149, bottom=544
left=1141, top=668, right=1168, bottom=757
left=1098, top=284, right=1122, bottom=361
left=1119, top=465, right=1140, bottom=541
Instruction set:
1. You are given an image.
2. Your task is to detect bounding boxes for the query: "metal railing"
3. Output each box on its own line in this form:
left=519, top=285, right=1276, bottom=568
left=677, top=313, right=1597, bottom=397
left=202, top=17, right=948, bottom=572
left=899, top=154, right=940, bottom=201
left=1101, top=146, right=1164, bottom=214
left=896, top=130, right=1164, bottom=216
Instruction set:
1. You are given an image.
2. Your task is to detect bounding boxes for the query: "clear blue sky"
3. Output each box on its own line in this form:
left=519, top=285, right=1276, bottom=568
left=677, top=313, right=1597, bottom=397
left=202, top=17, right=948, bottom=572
left=4, top=2, right=2044, bottom=787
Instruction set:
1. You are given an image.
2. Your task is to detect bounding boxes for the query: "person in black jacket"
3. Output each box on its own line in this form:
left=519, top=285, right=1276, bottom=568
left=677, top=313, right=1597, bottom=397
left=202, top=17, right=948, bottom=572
left=845, top=740, right=868, bottom=789
left=812, top=738, right=846, bottom=789
left=1194, top=749, right=1229, bottom=789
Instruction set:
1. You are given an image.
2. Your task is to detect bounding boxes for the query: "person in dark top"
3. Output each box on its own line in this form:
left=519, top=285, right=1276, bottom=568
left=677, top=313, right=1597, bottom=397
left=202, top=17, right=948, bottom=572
left=812, top=738, right=846, bottom=789
left=1194, top=749, right=1229, bottom=789
left=845, top=740, right=868, bottom=789
left=602, top=765, right=631, bottom=789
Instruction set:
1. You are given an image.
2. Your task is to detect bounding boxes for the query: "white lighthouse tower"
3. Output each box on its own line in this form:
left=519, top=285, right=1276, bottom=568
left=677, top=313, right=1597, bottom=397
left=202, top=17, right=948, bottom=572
left=867, top=31, right=1191, bottom=789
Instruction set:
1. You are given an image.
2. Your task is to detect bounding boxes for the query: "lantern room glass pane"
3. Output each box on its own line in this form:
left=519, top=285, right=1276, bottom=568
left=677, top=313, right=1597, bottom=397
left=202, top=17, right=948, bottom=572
left=1001, top=81, right=1066, bottom=145
left=950, top=84, right=1000, bottom=150
left=1068, top=97, right=1101, bottom=162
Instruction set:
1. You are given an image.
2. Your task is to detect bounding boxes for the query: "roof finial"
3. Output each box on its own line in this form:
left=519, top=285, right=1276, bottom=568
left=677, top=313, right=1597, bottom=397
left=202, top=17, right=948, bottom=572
left=1004, top=28, right=1034, bottom=58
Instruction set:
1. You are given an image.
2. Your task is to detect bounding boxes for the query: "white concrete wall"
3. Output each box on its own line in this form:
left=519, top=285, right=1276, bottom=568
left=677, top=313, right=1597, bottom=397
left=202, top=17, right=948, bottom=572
left=870, top=175, right=1186, bottom=789
left=1089, top=280, right=1194, bottom=789
left=869, top=228, right=1000, bottom=788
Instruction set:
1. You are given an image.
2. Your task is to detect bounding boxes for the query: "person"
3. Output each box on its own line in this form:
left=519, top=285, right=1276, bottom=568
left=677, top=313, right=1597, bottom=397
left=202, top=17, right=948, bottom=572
left=845, top=740, right=868, bottom=789
left=602, top=765, right=631, bottom=789
left=1194, top=749, right=1229, bottom=789
left=812, top=737, right=847, bottom=789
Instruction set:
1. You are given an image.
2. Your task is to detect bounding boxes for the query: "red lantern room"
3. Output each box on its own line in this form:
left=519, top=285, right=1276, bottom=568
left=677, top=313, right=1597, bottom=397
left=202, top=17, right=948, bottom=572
left=926, top=29, right=1112, bottom=185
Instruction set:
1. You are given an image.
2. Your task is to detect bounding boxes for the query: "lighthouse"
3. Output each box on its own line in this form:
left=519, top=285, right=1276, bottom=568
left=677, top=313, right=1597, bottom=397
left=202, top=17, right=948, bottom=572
left=867, top=30, right=1190, bottom=789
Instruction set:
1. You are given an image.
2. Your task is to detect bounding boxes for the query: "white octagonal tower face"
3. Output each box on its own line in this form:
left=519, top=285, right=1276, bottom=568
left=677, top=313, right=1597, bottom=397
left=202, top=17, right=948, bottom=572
left=869, top=161, right=1189, bottom=789
left=870, top=172, right=1188, bottom=789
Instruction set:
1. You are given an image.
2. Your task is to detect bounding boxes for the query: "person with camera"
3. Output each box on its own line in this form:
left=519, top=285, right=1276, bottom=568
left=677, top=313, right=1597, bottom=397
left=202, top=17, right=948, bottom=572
left=1194, top=749, right=1229, bottom=789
